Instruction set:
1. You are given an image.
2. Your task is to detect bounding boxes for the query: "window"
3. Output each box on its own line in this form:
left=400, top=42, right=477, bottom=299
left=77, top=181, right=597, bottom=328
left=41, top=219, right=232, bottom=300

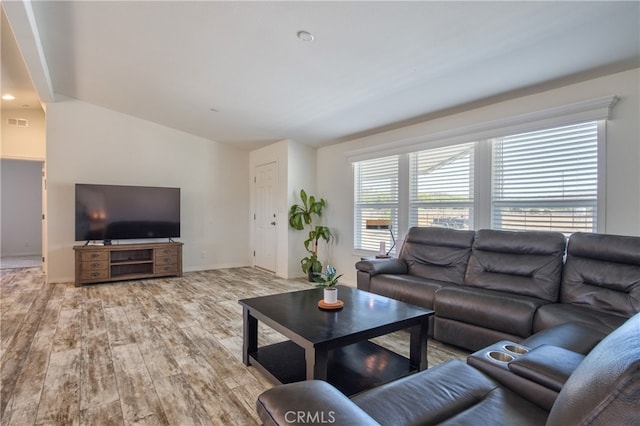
left=354, top=155, right=399, bottom=251
left=409, top=143, right=474, bottom=230
left=353, top=107, right=609, bottom=253
left=492, top=122, right=598, bottom=233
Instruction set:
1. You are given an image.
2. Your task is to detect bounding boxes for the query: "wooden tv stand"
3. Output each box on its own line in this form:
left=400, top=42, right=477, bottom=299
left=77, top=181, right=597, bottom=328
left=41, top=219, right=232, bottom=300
left=74, top=242, right=183, bottom=286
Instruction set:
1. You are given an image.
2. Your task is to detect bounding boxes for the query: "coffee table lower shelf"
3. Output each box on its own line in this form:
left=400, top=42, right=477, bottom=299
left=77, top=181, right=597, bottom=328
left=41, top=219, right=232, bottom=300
left=248, top=340, right=415, bottom=396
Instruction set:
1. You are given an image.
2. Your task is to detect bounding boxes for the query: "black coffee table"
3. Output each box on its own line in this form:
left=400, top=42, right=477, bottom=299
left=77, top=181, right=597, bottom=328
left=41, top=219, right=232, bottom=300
left=238, top=285, right=433, bottom=395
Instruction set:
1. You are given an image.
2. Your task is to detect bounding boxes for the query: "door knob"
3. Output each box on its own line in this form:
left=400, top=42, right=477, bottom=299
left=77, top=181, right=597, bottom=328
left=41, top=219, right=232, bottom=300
left=271, top=221, right=276, bottom=226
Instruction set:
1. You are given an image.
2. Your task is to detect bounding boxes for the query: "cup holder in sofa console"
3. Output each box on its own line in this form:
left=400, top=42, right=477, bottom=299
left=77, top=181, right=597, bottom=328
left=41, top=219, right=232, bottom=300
left=486, top=351, right=514, bottom=363
left=503, top=344, right=529, bottom=355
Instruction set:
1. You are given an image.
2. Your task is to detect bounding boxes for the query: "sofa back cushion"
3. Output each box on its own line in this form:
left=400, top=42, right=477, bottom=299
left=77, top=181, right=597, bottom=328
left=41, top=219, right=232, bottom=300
left=400, top=227, right=475, bottom=285
left=464, top=229, right=566, bottom=301
left=561, top=232, right=640, bottom=317
left=547, top=312, right=640, bottom=426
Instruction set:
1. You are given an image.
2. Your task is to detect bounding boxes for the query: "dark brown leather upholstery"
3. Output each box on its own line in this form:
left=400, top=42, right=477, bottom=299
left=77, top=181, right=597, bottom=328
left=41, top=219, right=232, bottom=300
left=357, top=228, right=640, bottom=351
left=435, top=287, right=549, bottom=337
left=255, top=313, right=640, bottom=425
left=356, top=227, right=474, bottom=335
left=435, top=316, right=524, bottom=352
left=356, top=228, right=475, bottom=296
left=520, top=322, right=606, bottom=354
left=533, top=303, right=627, bottom=334
left=546, top=313, right=640, bottom=426
left=400, top=227, right=475, bottom=282
left=507, top=345, right=585, bottom=392
left=467, top=340, right=560, bottom=411
left=434, top=229, right=566, bottom=350
left=256, top=379, right=379, bottom=426
left=534, top=232, right=640, bottom=333
left=464, top=229, right=566, bottom=301
left=369, top=273, right=457, bottom=311
left=356, top=261, right=407, bottom=293
left=352, top=360, right=547, bottom=426
left=562, top=232, right=640, bottom=316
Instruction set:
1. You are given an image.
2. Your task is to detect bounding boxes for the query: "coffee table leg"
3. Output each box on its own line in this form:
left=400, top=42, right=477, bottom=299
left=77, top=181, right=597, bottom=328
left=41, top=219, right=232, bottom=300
left=305, top=347, right=328, bottom=381
left=242, top=307, right=258, bottom=366
left=409, top=319, right=428, bottom=371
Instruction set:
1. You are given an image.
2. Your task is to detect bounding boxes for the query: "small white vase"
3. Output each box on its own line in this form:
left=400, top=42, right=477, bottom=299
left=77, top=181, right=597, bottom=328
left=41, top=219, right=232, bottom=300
left=324, top=287, right=338, bottom=304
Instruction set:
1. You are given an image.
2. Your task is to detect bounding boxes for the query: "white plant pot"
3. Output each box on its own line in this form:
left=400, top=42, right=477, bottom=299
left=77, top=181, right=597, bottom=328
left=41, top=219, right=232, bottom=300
left=324, top=287, right=338, bottom=304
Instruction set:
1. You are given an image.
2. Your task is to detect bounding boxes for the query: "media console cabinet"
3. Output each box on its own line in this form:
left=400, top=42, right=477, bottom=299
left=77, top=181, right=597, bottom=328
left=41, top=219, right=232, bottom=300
left=74, top=242, right=183, bottom=286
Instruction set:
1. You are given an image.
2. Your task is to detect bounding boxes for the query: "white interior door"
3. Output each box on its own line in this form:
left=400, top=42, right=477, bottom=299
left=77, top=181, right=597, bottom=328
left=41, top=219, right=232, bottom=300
left=254, top=162, right=277, bottom=272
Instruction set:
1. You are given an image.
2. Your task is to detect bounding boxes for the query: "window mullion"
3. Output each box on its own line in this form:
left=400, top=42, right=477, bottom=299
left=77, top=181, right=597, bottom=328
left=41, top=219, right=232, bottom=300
left=397, top=153, right=410, bottom=240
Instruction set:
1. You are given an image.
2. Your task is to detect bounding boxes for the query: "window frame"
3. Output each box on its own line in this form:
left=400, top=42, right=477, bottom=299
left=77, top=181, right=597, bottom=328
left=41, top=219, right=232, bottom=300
left=490, top=121, right=602, bottom=233
left=408, top=142, right=476, bottom=231
left=352, top=115, right=609, bottom=254
left=353, top=154, right=400, bottom=253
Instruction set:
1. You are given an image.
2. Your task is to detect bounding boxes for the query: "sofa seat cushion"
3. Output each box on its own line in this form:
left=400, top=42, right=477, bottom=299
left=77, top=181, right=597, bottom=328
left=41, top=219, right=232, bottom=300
left=435, top=286, right=547, bottom=337
left=435, top=317, right=523, bottom=351
left=370, top=274, right=456, bottom=309
left=352, top=360, right=547, bottom=426
left=521, top=322, right=606, bottom=354
left=534, top=303, right=628, bottom=335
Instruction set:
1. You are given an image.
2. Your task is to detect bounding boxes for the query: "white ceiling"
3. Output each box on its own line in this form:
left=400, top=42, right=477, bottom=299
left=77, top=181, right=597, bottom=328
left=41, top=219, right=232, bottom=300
left=2, top=1, right=639, bottom=150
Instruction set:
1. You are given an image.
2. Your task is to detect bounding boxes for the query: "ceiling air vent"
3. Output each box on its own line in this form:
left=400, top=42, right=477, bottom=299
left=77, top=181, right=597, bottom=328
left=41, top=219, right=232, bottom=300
left=7, top=117, right=29, bottom=127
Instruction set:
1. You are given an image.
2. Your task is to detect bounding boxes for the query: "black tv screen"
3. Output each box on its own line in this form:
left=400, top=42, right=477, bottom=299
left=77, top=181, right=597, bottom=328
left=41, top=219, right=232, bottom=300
left=75, top=184, right=180, bottom=242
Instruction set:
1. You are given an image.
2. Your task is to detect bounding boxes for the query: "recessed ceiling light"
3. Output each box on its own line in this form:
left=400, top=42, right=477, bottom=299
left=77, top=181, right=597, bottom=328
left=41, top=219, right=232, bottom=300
left=297, top=31, right=314, bottom=42
left=2, top=94, right=16, bottom=101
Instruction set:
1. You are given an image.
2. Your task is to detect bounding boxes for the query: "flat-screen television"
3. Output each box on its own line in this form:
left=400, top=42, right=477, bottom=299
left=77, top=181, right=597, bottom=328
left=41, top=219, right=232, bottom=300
left=75, top=183, right=180, bottom=242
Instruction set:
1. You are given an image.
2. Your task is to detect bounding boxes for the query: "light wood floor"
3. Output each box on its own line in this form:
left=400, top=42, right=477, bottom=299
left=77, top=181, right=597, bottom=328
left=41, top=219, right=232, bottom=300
left=0, top=267, right=468, bottom=425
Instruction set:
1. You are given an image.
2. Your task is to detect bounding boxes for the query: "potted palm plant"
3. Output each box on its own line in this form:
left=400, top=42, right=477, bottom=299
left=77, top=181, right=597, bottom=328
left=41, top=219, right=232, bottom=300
left=288, top=189, right=332, bottom=280
left=313, top=265, right=343, bottom=304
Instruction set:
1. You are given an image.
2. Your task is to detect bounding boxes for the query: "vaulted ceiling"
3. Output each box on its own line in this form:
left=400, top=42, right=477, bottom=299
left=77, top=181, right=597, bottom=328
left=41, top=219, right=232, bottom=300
left=2, top=1, right=639, bottom=150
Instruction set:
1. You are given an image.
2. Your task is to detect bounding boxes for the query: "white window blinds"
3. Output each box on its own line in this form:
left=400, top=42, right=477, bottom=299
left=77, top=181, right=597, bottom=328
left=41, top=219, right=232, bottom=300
left=492, top=122, right=598, bottom=233
left=409, top=143, right=474, bottom=230
left=354, top=155, right=399, bottom=251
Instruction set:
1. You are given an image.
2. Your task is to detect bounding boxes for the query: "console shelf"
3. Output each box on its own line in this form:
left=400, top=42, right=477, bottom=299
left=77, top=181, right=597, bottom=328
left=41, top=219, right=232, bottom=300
left=74, top=242, right=183, bottom=286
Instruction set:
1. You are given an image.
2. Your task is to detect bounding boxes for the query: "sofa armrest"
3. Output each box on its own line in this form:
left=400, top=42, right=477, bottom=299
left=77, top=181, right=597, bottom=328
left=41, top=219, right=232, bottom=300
left=355, top=259, right=408, bottom=292
left=257, top=380, right=379, bottom=426
left=508, top=344, right=585, bottom=392
left=355, top=258, right=408, bottom=276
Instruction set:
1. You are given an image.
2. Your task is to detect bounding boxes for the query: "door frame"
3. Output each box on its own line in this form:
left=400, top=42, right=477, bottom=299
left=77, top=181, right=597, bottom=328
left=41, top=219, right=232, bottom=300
left=41, top=162, right=47, bottom=274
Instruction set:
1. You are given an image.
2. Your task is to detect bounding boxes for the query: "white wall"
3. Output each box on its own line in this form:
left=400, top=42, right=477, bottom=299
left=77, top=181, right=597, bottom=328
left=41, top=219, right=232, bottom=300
left=318, top=68, right=640, bottom=286
left=0, top=159, right=42, bottom=256
left=46, top=97, right=250, bottom=283
left=287, top=140, right=317, bottom=278
left=0, top=108, right=46, bottom=160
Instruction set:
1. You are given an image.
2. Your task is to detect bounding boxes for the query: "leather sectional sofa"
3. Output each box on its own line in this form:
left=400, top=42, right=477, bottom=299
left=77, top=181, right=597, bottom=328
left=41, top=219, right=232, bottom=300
left=256, top=312, right=640, bottom=425
left=355, top=227, right=640, bottom=350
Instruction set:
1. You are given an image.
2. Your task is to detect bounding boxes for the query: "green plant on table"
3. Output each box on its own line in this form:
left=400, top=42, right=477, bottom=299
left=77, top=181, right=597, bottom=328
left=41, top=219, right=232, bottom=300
left=312, top=265, right=343, bottom=288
